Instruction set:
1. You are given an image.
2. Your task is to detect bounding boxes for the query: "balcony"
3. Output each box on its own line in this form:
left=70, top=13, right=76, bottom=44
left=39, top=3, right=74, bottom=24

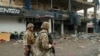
left=23, top=9, right=54, bottom=18
left=0, top=0, right=95, bottom=10
left=11, top=0, right=24, bottom=8
left=23, top=9, right=68, bottom=20
left=0, top=0, right=10, bottom=7
left=31, top=0, right=95, bottom=11
left=71, top=0, right=95, bottom=10
left=0, top=0, right=24, bottom=8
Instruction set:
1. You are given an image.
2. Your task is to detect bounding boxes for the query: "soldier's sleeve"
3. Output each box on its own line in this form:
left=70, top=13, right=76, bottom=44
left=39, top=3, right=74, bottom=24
left=23, top=33, right=28, bottom=46
left=41, top=33, right=51, bottom=49
left=31, top=33, right=35, bottom=44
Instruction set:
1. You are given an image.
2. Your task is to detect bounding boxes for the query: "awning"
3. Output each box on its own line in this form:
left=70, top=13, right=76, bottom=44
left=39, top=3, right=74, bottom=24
left=23, top=9, right=54, bottom=18
left=23, top=9, right=68, bottom=20
left=49, top=9, right=69, bottom=20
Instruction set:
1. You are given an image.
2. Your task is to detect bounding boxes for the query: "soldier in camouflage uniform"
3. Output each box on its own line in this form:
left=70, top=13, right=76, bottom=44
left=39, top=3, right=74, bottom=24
left=23, top=23, right=35, bottom=56
left=35, top=21, right=54, bottom=56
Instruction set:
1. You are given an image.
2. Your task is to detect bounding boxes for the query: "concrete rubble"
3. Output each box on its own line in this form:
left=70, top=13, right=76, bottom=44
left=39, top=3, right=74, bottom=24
left=69, top=33, right=100, bottom=41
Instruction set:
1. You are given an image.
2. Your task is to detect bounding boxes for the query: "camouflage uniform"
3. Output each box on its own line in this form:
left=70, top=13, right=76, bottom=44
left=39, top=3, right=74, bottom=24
left=35, top=22, right=52, bottom=56
left=23, top=23, right=35, bottom=56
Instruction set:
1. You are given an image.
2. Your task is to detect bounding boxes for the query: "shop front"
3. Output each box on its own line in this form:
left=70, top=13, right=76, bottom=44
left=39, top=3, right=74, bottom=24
left=0, top=6, right=25, bottom=33
left=24, top=9, right=68, bottom=37
left=24, top=9, right=54, bottom=33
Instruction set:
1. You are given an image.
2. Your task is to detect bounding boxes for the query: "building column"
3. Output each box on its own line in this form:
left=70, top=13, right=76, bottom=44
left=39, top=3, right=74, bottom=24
left=74, top=26, right=78, bottom=34
left=84, top=8, right=87, bottom=19
left=94, top=0, right=97, bottom=33
left=84, top=8, right=87, bottom=33
left=94, top=1, right=97, bottom=18
left=61, top=20, right=64, bottom=35
left=49, top=19, right=52, bottom=33
left=53, top=19, right=55, bottom=33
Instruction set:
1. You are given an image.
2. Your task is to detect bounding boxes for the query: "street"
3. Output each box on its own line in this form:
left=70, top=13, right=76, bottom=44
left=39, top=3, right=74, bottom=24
left=0, top=40, right=100, bottom=56
left=0, top=0, right=99, bottom=56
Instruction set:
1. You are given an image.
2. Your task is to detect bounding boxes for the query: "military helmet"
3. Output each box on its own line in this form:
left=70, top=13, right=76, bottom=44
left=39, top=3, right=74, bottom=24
left=41, top=21, right=49, bottom=29
left=27, top=23, right=34, bottom=28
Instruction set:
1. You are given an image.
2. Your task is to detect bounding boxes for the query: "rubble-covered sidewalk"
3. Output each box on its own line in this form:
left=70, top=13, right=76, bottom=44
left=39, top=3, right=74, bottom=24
left=0, top=38, right=100, bottom=56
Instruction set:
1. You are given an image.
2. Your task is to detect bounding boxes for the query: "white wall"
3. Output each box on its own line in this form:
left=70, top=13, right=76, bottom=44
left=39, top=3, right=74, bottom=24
left=0, top=16, right=26, bottom=33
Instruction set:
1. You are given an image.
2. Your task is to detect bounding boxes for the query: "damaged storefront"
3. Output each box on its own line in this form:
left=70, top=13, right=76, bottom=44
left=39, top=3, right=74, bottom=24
left=0, top=6, right=24, bottom=33
left=23, top=9, right=68, bottom=37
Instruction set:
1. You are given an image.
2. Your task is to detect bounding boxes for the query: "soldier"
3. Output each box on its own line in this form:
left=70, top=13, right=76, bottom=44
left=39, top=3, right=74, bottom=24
left=35, top=21, right=54, bottom=56
left=23, top=23, right=35, bottom=56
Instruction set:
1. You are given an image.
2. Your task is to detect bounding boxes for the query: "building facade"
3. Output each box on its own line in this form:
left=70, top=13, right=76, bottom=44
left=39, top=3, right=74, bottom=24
left=0, top=0, right=24, bottom=33
left=0, top=0, right=95, bottom=35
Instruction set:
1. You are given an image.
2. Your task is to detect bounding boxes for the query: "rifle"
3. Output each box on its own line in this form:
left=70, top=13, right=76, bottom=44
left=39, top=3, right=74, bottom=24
left=48, top=33, right=55, bottom=56
left=51, top=46, right=55, bottom=56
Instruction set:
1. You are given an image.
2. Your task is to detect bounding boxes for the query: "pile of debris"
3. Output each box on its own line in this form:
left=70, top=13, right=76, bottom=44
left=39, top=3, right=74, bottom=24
left=69, top=32, right=100, bottom=41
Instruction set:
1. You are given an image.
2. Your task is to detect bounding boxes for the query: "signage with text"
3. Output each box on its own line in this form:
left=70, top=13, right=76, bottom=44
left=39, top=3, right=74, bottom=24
left=0, top=7, right=21, bottom=14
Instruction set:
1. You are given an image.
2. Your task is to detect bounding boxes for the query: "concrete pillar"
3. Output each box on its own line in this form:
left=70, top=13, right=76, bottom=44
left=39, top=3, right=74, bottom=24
left=51, top=0, right=53, bottom=8
left=94, top=0, right=97, bottom=33
left=84, top=8, right=87, bottom=33
left=75, top=26, right=78, bottom=34
left=61, top=21, right=64, bottom=35
left=84, top=8, right=87, bottom=19
left=94, top=4, right=96, bottom=18
left=53, top=20, right=55, bottom=33
left=49, top=19, right=52, bottom=33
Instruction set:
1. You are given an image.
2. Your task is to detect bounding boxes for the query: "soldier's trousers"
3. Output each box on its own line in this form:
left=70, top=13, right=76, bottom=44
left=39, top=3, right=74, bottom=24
left=38, top=51, right=51, bottom=56
left=24, top=45, right=34, bottom=56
